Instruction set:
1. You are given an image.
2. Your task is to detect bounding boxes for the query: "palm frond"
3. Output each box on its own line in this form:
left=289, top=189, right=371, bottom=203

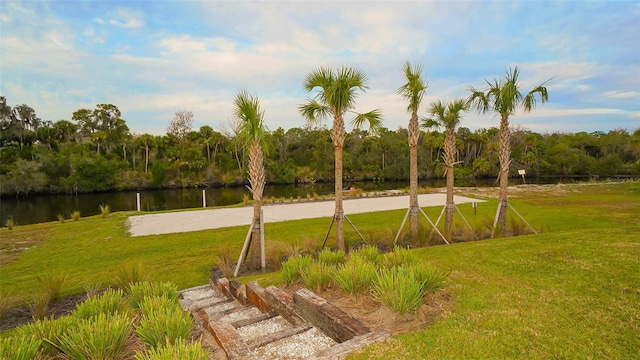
left=299, top=99, right=330, bottom=125
left=350, top=108, right=383, bottom=133
left=523, top=83, right=550, bottom=112
left=466, top=86, right=489, bottom=114
left=396, top=61, right=428, bottom=113
left=233, top=90, right=266, bottom=145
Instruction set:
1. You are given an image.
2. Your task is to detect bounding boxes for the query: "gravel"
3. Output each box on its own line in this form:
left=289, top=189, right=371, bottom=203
left=236, top=316, right=291, bottom=342
left=253, top=327, right=337, bottom=360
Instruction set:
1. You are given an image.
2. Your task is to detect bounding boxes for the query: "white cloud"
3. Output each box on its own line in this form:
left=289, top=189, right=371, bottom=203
left=603, top=91, right=639, bottom=99
left=108, top=8, right=144, bottom=28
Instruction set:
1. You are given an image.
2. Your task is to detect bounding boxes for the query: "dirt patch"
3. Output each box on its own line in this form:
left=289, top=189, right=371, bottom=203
left=0, top=292, right=89, bottom=331
left=0, top=227, right=51, bottom=265
left=322, top=289, right=454, bottom=335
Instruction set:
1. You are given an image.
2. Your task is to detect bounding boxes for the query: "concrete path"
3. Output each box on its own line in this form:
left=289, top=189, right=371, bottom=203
left=127, top=193, right=483, bottom=237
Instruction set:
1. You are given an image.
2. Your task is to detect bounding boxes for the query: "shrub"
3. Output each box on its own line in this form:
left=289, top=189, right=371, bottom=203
left=332, top=256, right=377, bottom=294
left=36, top=272, right=67, bottom=303
left=129, top=281, right=179, bottom=310
left=134, top=338, right=208, bottom=360
left=57, top=312, right=133, bottom=359
left=350, top=245, right=380, bottom=265
left=5, top=218, right=14, bottom=230
left=281, top=254, right=313, bottom=285
left=266, top=241, right=287, bottom=270
left=71, top=210, right=81, bottom=221
left=16, top=316, right=76, bottom=356
left=74, top=288, right=131, bottom=319
left=135, top=306, right=193, bottom=349
left=317, top=248, right=346, bottom=266
left=115, top=261, right=149, bottom=291
left=56, top=213, right=66, bottom=223
left=99, top=203, right=110, bottom=218
left=374, top=266, right=424, bottom=315
left=301, top=262, right=333, bottom=292
left=0, top=336, right=43, bottom=360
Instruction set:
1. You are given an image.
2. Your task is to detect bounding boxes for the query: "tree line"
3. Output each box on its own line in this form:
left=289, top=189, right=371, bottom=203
left=1, top=95, right=638, bottom=197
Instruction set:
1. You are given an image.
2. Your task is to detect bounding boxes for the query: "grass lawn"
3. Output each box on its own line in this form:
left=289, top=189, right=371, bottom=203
left=1, top=181, right=639, bottom=358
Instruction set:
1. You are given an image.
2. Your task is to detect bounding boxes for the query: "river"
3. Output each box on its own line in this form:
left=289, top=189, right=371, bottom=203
left=1, top=177, right=562, bottom=226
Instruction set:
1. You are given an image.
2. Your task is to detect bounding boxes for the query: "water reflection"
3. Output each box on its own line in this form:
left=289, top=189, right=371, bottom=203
left=1, top=178, right=558, bottom=226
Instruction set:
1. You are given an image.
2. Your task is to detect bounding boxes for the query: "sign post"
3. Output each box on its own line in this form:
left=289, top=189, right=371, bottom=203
left=518, top=169, right=526, bottom=184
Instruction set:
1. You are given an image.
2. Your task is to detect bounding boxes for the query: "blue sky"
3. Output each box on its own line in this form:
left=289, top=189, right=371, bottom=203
left=1, top=0, right=639, bottom=136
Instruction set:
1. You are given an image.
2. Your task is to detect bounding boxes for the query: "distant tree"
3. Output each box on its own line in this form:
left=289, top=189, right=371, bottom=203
left=299, top=66, right=382, bottom=251
left=467, top=66, right=549, bottom=235
left=397, top=61, right=428, bottom=238
left=167, top=110, right=194, bottom=142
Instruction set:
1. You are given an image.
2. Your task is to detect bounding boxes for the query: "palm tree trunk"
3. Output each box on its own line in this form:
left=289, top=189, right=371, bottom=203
left=408, top=112, right=420, bottom=238
left=496, top=115, right=510, bottom=236
left=444, top=129, right=456, bottom=232
left=144, top=145, right=149, bottom=174
left=331, top=116, right=346, bottom=251
left=248, top=140, right=265, bottom=269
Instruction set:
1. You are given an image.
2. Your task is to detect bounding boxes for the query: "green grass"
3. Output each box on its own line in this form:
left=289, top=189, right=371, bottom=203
left=1, top=181, right=639, bottom=358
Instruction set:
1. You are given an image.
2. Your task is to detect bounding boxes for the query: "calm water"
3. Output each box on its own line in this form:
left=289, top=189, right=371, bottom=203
left=1, top=178, right=559, bottom=226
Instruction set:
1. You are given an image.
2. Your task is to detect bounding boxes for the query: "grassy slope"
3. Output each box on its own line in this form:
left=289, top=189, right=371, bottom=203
left=1, top=182, right=639, bottom=358
left=350, top=183, right=640, bottom=359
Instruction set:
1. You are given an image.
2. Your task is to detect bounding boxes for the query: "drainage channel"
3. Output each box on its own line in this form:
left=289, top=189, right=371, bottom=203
left=180, top=278, right=390, bottom=360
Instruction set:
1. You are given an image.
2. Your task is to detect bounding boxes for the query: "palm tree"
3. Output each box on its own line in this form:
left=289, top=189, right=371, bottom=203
left=396, top=61, right=428, bottom=238
left=299, top=66, right=382, bottom=251
left=234, top=90, right=267, bottom=269
left=467, top=66, right=549, bottom=235
left=423, top=99, right=469, bottom=232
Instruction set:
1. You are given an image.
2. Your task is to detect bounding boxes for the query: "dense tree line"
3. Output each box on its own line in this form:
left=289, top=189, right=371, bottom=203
left=1, top=96, right=638, bottom=197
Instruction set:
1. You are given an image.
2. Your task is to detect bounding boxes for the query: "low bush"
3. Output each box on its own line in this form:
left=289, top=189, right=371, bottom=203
left=317, top=248, right=346, bottom=266
left=301, top=262, right=333, bottom=292
left=135, top=338, right=208, bottom=360
left=128, top=281, right=179, bottom=310
left=332, top=256, right=377, bottom=294
left=374, top=266, right=424, bottom=315
left=281, top=254, right=313, bottom=285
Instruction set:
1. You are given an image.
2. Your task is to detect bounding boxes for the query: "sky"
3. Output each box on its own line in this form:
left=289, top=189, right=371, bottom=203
left=1, top=0, right=639, bottom=136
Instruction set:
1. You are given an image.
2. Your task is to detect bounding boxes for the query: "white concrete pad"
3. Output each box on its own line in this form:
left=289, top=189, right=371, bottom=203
left=127, top=193, right=483, bottom=237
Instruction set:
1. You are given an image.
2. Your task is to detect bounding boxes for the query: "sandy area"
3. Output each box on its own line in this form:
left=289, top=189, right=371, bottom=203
left=127, top=193, right=483, bottom=237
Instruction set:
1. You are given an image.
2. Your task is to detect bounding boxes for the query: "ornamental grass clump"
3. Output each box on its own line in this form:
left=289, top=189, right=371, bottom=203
left=135, top=306, right=193, bottom=349
left=374, top=266, right=425, bottom=315
left=57, top=312, right=133, bottom=359
left=128, top=281, right=179, bottom=310
left=0, top=291, right=16, bottom=321
left=99, top=203, right=110, bottom=218
left=408, top=263, right=446, bottom=294
left=380, top=246, right=418, bottom=269
left=36, top=272, right=67, bottom=303
left=74, top=288, right=131, bottom=319
left=0, top=336, right=43, bottom=360
left=29, top=292, right=49, bottom=320
left=137, top=296, right=183, bottom=318
left=332, top=256, right=377, bottom=294
left=115, top=261, right=149, bottom=291
left=135, top=338, right=208, bottom=360
left=301, top=262, right=333, bottom=292
left=349, top=245, right=380, bottom=265
left=71, top=210, right=81, bottom=221
left=16, top=316, right=76, bottom=357
left=281, top=254, right=313, bottom=285
left=317, top=248, right=346, bottom=266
